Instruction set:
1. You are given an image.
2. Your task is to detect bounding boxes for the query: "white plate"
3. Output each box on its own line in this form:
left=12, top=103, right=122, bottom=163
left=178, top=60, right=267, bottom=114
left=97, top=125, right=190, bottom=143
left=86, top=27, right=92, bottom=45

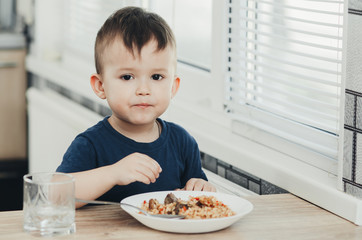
left=120, top=191, right=253, bottom=233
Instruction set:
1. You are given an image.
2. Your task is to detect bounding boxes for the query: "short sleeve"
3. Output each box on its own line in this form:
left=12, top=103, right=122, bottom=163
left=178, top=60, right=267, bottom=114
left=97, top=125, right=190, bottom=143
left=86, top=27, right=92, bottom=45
left=180, top=133, right=208, bottom=186
left=56, top=135, right=97, bottom=173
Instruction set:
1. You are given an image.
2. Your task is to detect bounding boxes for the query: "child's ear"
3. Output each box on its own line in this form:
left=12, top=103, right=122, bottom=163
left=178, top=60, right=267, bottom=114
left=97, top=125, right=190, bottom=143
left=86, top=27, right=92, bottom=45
left=171, top=77, right=180, bottom=98
left=90, top=73, right=106, bottom=99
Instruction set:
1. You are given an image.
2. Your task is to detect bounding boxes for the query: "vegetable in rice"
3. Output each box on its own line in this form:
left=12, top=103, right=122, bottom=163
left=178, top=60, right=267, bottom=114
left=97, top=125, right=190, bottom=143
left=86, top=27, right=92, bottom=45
left=141, top=193, right=235, bottom=219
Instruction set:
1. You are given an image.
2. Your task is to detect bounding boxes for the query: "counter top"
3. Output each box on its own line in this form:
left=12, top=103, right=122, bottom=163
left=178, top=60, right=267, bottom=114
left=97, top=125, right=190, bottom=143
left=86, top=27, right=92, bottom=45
left=0, top=193, right=360, bottom=240
left=0, top=33, right=25, bottom=49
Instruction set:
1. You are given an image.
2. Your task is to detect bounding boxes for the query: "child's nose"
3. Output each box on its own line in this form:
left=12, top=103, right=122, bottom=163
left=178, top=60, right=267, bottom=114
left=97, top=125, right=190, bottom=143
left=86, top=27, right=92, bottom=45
left=136, top=79, right=150, bottom=96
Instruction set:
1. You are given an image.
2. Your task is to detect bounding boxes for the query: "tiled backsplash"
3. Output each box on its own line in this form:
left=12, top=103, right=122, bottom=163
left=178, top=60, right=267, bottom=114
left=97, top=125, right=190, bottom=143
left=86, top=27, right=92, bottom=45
left=201, top=153, right=288, bottom=195
left=30, top=76, right=112, bottom=117
left=342, top=1, right=362, bottom=199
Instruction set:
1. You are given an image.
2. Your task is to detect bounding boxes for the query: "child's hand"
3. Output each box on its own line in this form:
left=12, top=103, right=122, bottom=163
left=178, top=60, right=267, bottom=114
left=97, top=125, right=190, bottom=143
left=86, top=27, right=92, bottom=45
left=110, top=152, right=162, bottom=186
left=179, top=178, right=216, bottom=192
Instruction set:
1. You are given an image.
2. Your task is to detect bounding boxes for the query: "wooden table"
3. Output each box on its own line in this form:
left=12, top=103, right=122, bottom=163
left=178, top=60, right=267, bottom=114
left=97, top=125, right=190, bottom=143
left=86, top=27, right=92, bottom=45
left=0, top=194, right=361, bottom=240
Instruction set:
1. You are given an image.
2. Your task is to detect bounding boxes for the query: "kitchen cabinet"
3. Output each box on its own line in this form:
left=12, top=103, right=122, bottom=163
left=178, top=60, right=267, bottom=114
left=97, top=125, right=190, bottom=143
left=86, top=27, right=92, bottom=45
left=0, top=49, right=27, bottom=160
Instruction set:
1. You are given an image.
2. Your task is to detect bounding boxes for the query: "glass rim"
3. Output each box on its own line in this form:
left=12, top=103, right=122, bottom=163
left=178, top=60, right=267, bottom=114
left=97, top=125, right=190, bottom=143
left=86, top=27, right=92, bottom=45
left=23, top=172, right=75, bottom=185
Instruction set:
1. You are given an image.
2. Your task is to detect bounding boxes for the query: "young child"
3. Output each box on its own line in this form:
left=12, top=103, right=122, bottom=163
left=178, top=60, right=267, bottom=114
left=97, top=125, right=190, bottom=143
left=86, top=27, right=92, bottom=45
left=56, top=6, right=215, bottom=208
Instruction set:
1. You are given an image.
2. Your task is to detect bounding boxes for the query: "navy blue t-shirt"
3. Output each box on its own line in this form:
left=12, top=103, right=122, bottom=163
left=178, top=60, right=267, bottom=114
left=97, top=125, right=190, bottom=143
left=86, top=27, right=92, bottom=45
left=57, top=117, right=207, bottom=201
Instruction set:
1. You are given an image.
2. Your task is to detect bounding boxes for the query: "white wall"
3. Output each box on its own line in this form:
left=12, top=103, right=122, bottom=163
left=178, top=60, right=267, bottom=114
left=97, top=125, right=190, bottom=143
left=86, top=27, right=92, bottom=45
left=27, top=87, right=102, bottom=172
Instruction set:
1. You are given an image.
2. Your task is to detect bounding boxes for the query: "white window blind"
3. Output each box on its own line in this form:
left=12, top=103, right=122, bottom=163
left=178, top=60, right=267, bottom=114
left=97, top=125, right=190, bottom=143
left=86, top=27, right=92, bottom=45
left=225, top=0, right=345, bottom=163
left=63, top=0, right=145, bottom=60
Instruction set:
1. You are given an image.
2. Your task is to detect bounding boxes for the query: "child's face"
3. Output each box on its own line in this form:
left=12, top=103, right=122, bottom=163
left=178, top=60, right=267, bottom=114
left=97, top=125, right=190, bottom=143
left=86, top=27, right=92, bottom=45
left=92, top=38, right=179, bottom=126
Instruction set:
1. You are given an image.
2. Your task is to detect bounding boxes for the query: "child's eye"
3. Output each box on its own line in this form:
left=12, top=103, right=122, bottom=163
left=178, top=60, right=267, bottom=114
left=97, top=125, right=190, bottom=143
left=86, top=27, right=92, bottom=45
left=121, top=75, right=133, bottom=80
left=151, top=74, right=163, bottom=80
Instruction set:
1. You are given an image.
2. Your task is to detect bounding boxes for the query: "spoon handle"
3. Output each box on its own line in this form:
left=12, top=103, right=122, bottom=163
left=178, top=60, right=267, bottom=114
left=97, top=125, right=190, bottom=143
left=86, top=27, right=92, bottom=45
left=76, top=199, right=120, bottom=206
left=75, top=199, right=148, bottom=214
left=75, top=198, right=185, bottom=219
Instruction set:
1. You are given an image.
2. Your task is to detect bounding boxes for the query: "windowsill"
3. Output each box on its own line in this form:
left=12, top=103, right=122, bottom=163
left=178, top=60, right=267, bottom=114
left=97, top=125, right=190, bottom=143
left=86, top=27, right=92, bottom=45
left=26, top=55, right=105, bottom=107
left=163, top=100, right=362, bottom=225
left=26, top=55, right=362, bottom=225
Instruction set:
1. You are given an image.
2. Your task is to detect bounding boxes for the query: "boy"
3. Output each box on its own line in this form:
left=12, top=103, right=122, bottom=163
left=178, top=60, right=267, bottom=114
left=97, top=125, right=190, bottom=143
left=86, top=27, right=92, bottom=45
left=56, top=6, right=215, bottom=208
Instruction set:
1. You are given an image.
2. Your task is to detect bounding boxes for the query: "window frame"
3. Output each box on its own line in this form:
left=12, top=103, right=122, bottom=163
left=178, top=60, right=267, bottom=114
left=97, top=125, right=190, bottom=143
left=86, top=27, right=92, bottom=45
left=165, top=0, right=339, bottom=174
left=160, top=0, right=362, bottom=224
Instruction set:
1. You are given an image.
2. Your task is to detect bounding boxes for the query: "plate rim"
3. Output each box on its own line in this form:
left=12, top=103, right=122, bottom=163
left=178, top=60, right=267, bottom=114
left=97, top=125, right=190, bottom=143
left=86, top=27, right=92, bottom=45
left=120, top=190, right=253, bottom=233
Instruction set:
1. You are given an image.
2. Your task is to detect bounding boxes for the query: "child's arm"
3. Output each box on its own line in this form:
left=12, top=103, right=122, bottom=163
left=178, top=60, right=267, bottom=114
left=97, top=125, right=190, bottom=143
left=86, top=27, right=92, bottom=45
left=181, top=178, right=216, bottom=192
left=71, top=152, right=162, bottom=208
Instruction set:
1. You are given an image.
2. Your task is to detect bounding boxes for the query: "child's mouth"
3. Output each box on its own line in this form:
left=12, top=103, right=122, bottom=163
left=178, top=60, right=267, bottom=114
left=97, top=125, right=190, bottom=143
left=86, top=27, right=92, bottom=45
left=135, top=103, right=151, bottom=109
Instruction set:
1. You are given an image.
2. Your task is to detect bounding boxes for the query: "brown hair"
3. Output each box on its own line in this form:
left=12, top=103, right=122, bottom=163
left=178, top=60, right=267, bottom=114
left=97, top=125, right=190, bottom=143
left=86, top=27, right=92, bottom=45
left=94, top=6, right=176, bottom=74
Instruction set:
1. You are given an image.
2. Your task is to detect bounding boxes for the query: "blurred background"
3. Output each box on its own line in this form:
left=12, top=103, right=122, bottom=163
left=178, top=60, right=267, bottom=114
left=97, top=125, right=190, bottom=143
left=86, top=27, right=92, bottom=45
left=0, top=0, right=28, bottom=210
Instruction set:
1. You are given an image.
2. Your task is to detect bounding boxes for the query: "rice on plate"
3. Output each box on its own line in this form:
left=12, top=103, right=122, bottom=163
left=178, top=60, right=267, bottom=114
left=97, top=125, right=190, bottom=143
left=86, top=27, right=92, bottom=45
left=141, top=193, right=235, bottom=219
left=120, top=190, right=253, bottom=233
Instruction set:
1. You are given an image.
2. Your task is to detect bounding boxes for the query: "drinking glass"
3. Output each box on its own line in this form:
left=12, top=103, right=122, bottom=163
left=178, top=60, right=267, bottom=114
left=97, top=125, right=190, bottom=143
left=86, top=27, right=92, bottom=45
left=23, top=172, right=76, bottom=236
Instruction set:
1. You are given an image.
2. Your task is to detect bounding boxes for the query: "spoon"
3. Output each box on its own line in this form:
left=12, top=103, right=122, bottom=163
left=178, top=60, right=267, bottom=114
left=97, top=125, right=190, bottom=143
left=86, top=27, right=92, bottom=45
left=76, top=199, right=185, bottom=219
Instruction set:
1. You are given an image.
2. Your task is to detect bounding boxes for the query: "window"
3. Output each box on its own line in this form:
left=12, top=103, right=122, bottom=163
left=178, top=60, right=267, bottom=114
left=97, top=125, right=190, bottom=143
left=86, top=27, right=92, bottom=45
left=62, top=0, right=146, bottom=66
left=150, top=0, right=213, bottom=71
left=173, top=0, right=212, bottom=70
left=62, top=0, right=212, bottom=72
left=36, top=0, right=345, bottom=174
left=225, top=0, right=345, bottom=173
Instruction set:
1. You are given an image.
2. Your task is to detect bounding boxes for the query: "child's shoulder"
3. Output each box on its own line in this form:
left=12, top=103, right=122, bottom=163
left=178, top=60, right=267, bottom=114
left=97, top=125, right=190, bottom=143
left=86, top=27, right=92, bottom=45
left=78, top=117, right=110, bottom=138
left=160, top=118, right=195, bottom=141
left=161, top=118, right=186, bottom=133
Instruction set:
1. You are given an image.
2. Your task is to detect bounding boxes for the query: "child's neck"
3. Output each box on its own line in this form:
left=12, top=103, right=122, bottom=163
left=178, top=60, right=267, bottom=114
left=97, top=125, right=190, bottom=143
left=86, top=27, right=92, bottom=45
left=108, top=117, right=160, bottom=143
